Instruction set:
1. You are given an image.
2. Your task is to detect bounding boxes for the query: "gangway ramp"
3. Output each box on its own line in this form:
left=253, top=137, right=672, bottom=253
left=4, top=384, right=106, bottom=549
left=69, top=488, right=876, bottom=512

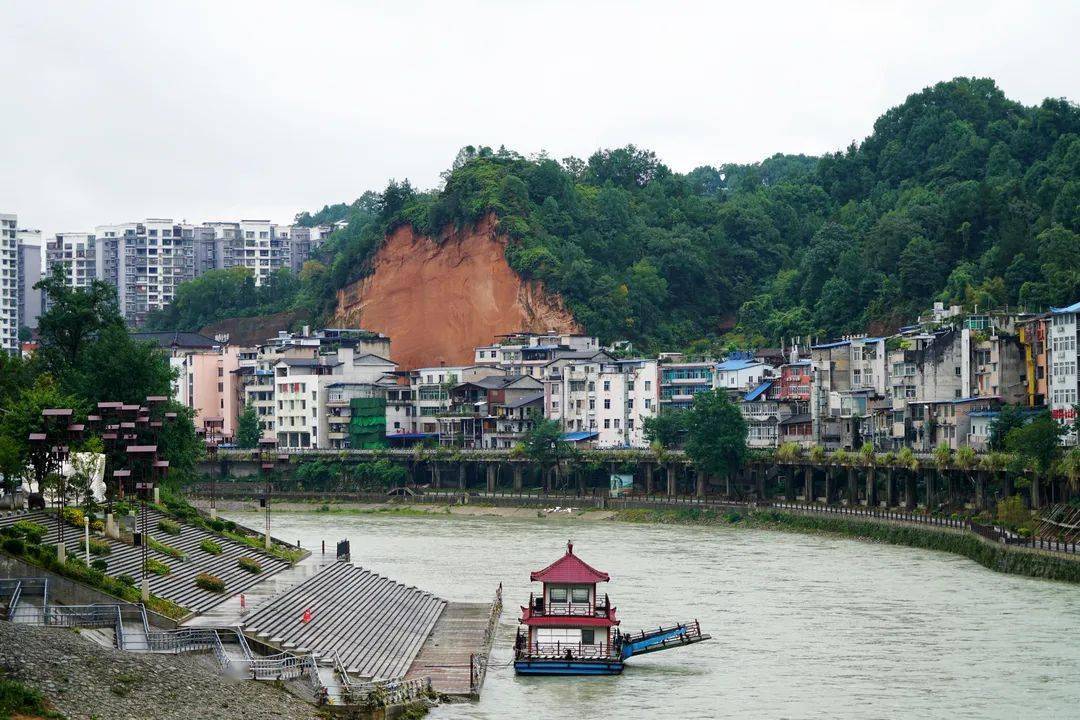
left=620, top=620, right=711, bottom=659
left=240, top=562, right=446, bottom=680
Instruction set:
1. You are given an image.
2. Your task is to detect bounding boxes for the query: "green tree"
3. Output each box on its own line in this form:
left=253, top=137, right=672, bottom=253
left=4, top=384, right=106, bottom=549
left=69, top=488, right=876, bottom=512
left=684, top=390, right=748, bottom=481
left=237, top=406, right=262, bottom=449
left=988, top=404, right=1027, bottom=451
left=643, top=409, right=690, bottom=449
left=1005, top=412, right=1065, bottom=479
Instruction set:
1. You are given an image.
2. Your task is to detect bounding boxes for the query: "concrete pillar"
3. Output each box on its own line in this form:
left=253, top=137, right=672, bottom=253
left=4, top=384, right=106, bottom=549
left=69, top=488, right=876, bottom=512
left=576, top=469, right=586, bottom=494
left=56, top=542, right=66, bottom=564
left=975, top=470, right=986, bottom=510
left=141, top=576, right=149, bottom=602
left=755, top=465, right=765, bottom=500
left=904, top=470, right=916, bottom=509
left=666, top=466, right=677, bottom=496
left=458, top=463, right=467, bottom=490
left=486, top=464, right=497, bottom=493
left=866, top=467, right=877, bottom=508
left=153, top=487, right=160, bottom=505
left=512, top=464, right=523, bottom=492
left=824, top=468, right=835, bottom=504
left=885, top=468, right=896, bottom=507
left=432, top=463, right=441, bottom=489
left=105, top=513, right=118, bottom=539
left=695, top=472, right=706, bottom=498
left=847, top=466, right=857, bottom=506
left=925, top=468, right=935, bottom=509
left=644, top=463, right=654, bottom=495
left=784, top=471, right=795, bottom=501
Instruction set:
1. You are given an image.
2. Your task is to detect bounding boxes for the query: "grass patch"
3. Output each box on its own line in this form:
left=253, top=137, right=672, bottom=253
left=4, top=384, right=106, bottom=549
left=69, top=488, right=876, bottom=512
left=0, top=676, right=63, bottom=719
left=89, top=538, right=111, bottom=556
left=148, top=537, right=185, bottom=560
left=156, top=518, right=182, bottom=536
left=237, top=557, right=262, bottom=574
left=195, top=572, right=226, bottom=593
left=199, top=538, right=222, bottom=555
left=144, top=558, right=170, bottom=576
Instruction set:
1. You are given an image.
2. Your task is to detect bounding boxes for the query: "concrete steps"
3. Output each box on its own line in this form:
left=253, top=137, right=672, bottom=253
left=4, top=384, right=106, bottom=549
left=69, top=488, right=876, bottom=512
left=241, top=562, right=446, bottom=680
left=0, top=509, right=292, bottom=614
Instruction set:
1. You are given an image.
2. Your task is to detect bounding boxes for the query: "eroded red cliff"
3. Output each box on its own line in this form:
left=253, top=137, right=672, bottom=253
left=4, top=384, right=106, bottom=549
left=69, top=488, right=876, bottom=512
left=334, top=217, right=580, bottom=369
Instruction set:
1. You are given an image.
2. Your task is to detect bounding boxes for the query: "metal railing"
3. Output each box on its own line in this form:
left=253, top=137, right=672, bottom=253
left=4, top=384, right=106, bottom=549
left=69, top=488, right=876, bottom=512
left=469, top=583, right=502, bottom=695
left=518, top=641, right=615, bottom=660
left=6, top=581, right=21, bottom=622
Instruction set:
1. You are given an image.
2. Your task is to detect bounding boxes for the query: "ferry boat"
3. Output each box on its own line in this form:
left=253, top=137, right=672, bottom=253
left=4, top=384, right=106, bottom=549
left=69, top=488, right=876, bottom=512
left=515, top=541, right=710, bottom=676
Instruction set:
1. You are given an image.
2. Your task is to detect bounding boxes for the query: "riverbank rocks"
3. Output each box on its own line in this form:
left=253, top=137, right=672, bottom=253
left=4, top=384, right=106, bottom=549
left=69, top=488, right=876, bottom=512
left=0, top=621, right=323, bottom=719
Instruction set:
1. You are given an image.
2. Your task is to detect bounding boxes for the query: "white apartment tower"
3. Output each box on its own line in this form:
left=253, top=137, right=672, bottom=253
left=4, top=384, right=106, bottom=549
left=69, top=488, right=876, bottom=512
left=0, top=213, right=18, bottom=353
left=1049, top=302, right=1079, bottom=445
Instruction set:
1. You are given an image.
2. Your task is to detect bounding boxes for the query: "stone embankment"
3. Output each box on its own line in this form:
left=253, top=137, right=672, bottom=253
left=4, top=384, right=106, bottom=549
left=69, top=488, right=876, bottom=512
left=0, top=621, right=324, bottom=720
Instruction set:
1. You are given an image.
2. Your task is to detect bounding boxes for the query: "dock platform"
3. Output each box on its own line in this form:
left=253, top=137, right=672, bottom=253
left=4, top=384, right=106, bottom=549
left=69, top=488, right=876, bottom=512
left=406, top=601, right=495, bottom=697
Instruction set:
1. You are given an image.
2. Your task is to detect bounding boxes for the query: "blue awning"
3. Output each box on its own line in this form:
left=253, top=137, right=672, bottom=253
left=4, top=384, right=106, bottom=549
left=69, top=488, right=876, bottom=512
left=743, top=381, right=772, bottom=402
left=561, top=431, right=599, bottom=442
left=387, top=432, right=438, bottom=440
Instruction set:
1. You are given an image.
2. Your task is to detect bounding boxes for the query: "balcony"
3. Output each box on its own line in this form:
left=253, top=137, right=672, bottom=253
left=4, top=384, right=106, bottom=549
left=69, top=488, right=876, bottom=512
left=526, top=593, right=611, bottom=620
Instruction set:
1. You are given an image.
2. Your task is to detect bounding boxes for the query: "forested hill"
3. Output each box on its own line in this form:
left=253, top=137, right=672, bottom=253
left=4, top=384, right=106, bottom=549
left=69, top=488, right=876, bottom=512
left=148, top=78, right=1080, bottom=352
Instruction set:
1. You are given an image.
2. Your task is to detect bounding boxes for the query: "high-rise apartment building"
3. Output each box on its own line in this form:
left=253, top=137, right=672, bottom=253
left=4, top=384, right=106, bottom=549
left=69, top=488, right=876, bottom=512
left=0, top=213, right=18, bottom=353
left=16, top=228, right=43, bottom=330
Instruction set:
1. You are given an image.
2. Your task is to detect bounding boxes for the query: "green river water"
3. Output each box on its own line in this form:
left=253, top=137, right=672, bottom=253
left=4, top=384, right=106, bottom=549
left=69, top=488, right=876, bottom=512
left=224, top=510, right=1080, bottom=719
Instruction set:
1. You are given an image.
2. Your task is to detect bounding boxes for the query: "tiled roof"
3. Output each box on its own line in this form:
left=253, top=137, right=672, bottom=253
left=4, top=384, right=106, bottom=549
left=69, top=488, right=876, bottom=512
left=531, top=542, right=609, bottom=584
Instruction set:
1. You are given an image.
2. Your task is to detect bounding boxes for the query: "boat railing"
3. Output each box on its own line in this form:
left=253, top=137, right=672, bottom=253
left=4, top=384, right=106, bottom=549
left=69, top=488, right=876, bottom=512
left=528, top=593, right=609, bottom=618
left=519, top=641, right=615, bottom=660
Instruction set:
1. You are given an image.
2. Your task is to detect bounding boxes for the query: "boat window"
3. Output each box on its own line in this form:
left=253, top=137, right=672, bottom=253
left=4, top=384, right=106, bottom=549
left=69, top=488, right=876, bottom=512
left=581, top=629, right=595, bottom=645
left=549, top=587, right=567, bottom=603
left=571, top=587, right=589, bottom=604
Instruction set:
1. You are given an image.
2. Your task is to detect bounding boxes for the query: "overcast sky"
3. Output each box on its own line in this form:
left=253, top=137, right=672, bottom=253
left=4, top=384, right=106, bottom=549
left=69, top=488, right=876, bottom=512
left=2, top=0, right=1077, bottom=236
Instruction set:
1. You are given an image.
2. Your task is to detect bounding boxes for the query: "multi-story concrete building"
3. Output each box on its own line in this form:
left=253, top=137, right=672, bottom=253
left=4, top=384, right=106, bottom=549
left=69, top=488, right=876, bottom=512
left=658, top=358, right=715, bottom=411
left=545, top=355, right=658, bottom=448
left=811, top=337, right=888, bottom=450
left=474, top=332, right=601, bottom=379
left=714, top=357, right=775, bottom=394
left=1019, top=314, right=1051, bottom=409
left=46, top=231, right=96, bottom=293
left=1049, top=301, right=1079, bottom=445
left=16, top=229, right=43, bottom=330
left=0, top=213, right=18, bottom=353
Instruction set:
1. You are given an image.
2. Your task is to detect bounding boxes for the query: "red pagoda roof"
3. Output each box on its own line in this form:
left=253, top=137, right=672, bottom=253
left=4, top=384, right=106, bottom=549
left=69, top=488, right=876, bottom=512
left=531, top=542, right=609, bottom=584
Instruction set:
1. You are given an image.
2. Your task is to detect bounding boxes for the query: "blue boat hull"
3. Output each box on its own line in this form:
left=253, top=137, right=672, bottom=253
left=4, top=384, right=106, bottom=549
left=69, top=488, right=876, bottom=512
left=514, top=659, right=624, bottom=675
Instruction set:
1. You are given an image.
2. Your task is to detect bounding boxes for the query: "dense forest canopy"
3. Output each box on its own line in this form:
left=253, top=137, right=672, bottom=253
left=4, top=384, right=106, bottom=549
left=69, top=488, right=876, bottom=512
left=150, top=78, right=1080, bottom=352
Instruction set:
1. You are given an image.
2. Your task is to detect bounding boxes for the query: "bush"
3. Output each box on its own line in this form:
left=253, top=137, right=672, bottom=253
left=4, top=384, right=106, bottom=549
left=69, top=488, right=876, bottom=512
left=207, top=519, right=226, bottom=532
left=12, top=520, right=47, bottom=544
left=996, top=495, right=1032, bottom=530
left=91, top=558, right=108, bottom=572
left=89, top=538, right=112, bottom=556
left=0, top=677, right=54, bottom=719
left=195, top=572, right=226, bottom=593
left=148, top=537, right=185, bottom=560
left=2, top=537, right=25, bottom=555
left=91, top=519, right=105, bottom=533
left=237, top=557, right=262, bottom=574
left=145, top=558, right=170, bottom=576
left=117, top=574, right=135, bottom=586
left=63, top=507, right=86, bottom=528
left=157, top=519, right=182, bottom=536
left=199, top=538, right=223, bottom=555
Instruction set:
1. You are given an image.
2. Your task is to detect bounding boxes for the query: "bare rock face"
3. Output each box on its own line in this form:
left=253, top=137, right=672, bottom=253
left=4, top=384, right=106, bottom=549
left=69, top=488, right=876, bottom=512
left=335, top=216, right=580, bottom=369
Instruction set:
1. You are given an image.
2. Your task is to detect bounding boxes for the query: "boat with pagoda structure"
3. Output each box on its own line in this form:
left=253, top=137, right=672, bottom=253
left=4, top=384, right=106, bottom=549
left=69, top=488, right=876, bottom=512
left=515, top=541, right=710, bottom=676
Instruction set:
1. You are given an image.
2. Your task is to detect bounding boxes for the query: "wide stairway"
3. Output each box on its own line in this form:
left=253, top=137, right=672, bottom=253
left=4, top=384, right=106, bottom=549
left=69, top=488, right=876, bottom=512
left=241, top=562, right=446, bottom=680
left=0, top=508, right=292, bottom=614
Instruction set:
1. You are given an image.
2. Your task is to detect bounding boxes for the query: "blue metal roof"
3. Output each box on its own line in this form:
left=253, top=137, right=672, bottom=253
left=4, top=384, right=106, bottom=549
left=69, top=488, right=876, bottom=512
left=968, top=410, right=1000, bottom=418
left=387, top=432, right=438, bottom=440
left=743, top=381, right=773, bottom=402
left=561, top=431, right=599, bottom=442
left=810, top=339, right=851, bottom=349
left=716, top=358, right=761, bottom=371
left=1051, top=300, right=1080, bottom=314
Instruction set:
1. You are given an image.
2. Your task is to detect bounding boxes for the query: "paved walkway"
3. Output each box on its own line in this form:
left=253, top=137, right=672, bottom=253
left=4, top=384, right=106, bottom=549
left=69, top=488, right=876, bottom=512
left=405, top=601, right=492, bottom=696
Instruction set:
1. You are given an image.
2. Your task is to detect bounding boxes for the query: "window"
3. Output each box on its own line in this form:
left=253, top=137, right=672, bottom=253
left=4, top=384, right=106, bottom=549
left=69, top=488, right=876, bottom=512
left=581, top=628, right=595, bottom=645
left=571, top=587, right=589, bottom=603
left=603, top=381, right=610, bottom=391
left=603, top=399, right=611, bottom=409
left=955, top=366, right=961, bottom=376
left=603, top=419, right=610, bottom=429
left=549, top=587, right=567, bottom=603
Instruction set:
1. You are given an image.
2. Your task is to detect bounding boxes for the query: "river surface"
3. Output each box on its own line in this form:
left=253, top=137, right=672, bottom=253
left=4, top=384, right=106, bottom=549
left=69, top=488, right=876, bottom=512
left=224, top=510, right=1080, bottom=719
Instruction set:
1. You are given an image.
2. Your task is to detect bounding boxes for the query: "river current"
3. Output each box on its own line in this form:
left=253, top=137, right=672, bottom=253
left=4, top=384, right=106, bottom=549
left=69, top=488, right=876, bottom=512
left=224, top=510, right=1080, bottom=719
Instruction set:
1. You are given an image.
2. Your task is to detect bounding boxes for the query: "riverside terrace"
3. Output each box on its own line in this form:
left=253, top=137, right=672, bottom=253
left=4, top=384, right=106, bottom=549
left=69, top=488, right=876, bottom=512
left=0, top=505, right=502, bottom=705
left=200, top=445, right=1062, bottom=512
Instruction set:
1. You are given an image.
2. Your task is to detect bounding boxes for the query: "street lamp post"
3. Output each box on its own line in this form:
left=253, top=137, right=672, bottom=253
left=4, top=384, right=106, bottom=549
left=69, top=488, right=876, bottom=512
left=257, top=438, right=285, bottom=550
left=36, top=408, right=77, bottom=563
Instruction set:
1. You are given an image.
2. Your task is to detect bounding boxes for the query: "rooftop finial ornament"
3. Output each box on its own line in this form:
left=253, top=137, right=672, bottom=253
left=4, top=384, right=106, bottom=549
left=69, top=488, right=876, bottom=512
left=567, top=540, right=573, bottom=554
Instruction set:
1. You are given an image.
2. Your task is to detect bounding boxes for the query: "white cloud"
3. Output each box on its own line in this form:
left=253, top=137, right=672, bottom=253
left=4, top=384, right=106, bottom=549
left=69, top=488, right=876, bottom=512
left=2, top=0, right=1077, bottom=236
